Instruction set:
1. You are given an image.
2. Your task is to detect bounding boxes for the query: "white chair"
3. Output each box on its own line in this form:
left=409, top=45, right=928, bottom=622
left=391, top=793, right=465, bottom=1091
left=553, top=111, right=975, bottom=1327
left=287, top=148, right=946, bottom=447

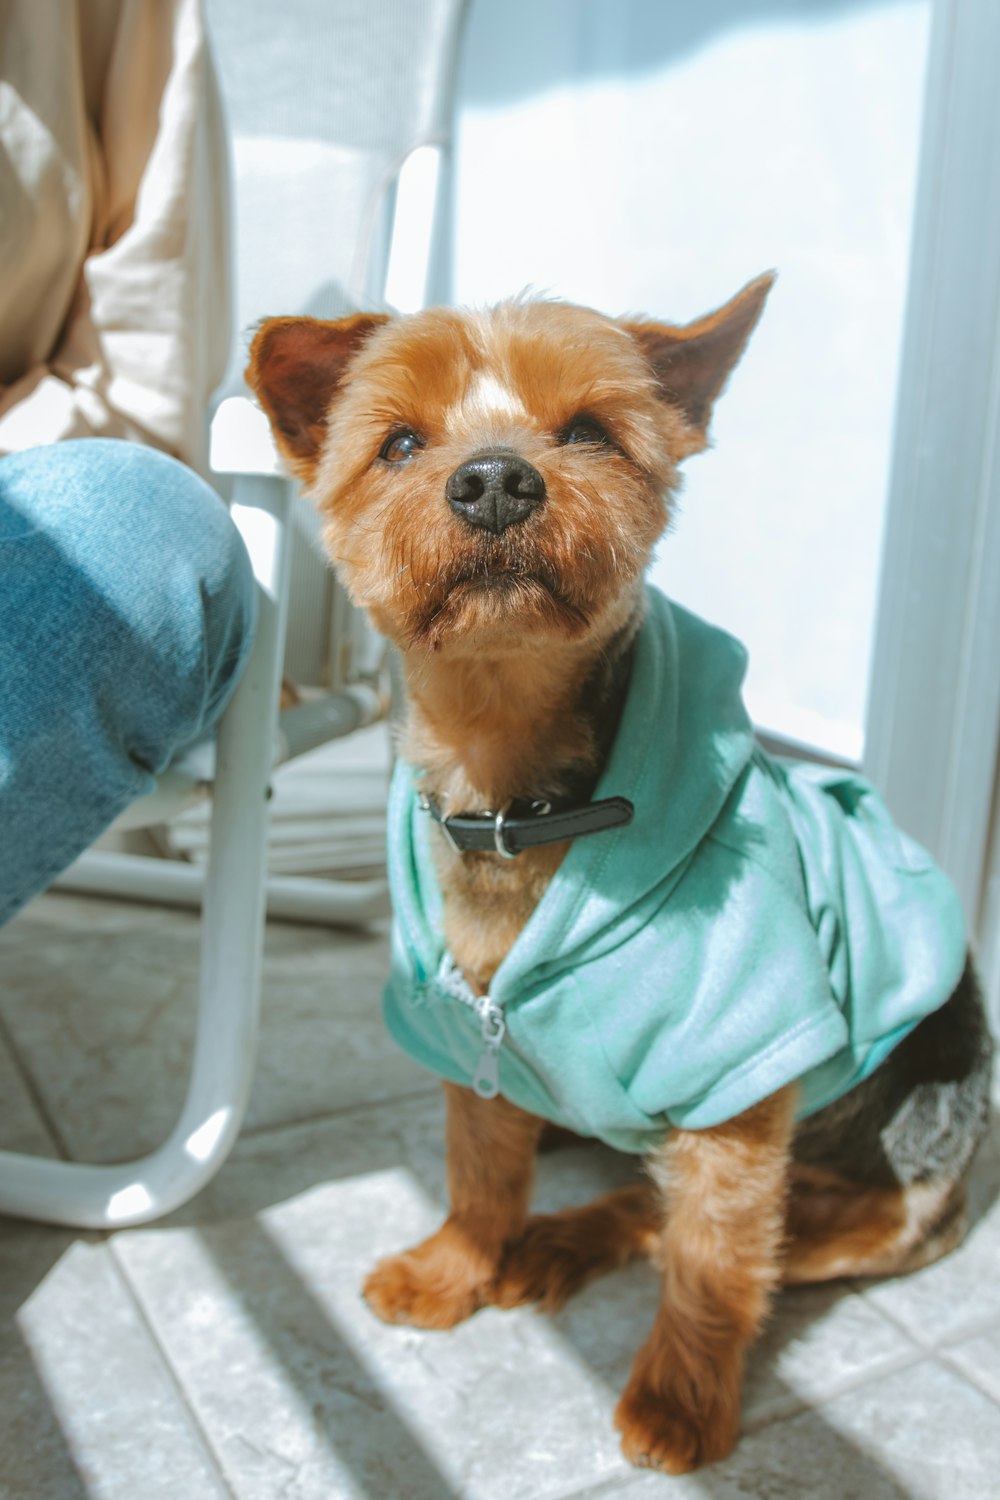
left=0, top=0, right=470, bottom=1229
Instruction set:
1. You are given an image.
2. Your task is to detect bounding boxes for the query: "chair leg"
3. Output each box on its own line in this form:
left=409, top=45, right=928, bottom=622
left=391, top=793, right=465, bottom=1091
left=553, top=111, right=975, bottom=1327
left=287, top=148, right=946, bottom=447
left=0, top=479, right=292, bottom=1227
left=55, top=852, right=391, bottom=926
left=55, top=631, right=393, bottom=921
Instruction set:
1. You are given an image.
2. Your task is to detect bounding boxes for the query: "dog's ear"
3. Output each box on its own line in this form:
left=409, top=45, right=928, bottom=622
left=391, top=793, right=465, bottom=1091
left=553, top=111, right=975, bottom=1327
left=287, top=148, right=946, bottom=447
left=246, top=313, right=390, bottom=482
left=622, top=273, right=774, bottom=450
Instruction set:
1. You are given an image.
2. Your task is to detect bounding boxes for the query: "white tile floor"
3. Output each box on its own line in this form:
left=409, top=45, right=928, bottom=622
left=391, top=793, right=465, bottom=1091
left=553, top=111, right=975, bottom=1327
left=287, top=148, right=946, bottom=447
left=1, top=890, right=998, bottom=1499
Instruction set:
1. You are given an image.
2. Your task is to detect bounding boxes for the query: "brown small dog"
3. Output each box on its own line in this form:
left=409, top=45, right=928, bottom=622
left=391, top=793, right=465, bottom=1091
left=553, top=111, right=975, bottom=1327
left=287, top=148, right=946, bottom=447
left=248, top=282, right=992, bottom=1472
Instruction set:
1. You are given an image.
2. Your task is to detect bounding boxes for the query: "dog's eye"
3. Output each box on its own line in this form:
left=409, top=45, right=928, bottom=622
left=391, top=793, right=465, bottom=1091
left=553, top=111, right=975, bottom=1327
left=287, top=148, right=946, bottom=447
left=380, top=429, right=424, bottom=463
left=559, top=416, right=610, bottom=447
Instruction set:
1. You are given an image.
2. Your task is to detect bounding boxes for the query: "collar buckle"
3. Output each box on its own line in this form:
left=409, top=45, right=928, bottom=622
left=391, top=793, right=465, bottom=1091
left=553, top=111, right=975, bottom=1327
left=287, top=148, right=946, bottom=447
left=493, top=806, right=517, bottom=859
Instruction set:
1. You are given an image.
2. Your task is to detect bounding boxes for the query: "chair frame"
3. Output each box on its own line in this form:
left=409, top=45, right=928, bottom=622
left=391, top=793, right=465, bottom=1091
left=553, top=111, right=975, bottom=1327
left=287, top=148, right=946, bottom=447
left=0, top=471, right=291, bottom=1226
left=0, top=65, right=465, bottom=1222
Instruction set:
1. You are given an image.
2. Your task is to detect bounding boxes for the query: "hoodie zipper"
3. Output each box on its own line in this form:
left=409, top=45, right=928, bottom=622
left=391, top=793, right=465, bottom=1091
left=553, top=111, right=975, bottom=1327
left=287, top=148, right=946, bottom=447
left=436, top=953, right=506, bottom=1099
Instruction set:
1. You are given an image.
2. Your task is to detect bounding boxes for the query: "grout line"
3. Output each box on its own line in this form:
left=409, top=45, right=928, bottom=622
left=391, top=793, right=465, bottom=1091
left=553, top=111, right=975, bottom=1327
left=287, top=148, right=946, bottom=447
left=742, top=1343, right=926, bottom=1436
left=849, top=1287, right=946, bottom=1355
left=935, top=1317, right=1000, bottom=1412
left=105, top=1236, right=238, bottom=1499
left=853, top=1279, right=1000, bottom=1358
left=547, top=1472, right=652, bottom=1500
left=238, top=1080, right=442, bottom=1144
left=847, top=1267, right=968, bottom=1352
left=0, top=1006, right=74, bottom=1161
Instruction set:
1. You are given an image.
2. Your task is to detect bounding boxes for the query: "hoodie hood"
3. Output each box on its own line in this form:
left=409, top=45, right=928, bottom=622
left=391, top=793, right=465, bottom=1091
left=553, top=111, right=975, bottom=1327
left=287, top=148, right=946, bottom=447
left=392, top=585, right=756, bottom=1000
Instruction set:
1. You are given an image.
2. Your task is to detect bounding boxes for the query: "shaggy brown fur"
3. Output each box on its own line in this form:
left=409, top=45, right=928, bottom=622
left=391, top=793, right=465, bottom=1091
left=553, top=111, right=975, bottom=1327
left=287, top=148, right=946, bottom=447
left=247, top=282, right=991, bottom=1473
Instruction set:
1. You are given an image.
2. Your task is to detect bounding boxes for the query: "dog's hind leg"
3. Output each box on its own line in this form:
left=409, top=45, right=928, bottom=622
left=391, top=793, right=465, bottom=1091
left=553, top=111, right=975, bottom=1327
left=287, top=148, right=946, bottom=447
left=782, top=1165, right=969, bottom=1284
left=363, top=1081, right=544, bottom=1329
left=492, top=1182, right=662, bottom=1310
left=785, top=962, right=991, bottom=1284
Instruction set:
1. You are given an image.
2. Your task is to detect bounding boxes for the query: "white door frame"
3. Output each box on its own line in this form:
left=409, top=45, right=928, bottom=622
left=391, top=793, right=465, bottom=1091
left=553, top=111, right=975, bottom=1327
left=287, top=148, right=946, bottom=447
left=862, top=0, right=1000, bottom=1019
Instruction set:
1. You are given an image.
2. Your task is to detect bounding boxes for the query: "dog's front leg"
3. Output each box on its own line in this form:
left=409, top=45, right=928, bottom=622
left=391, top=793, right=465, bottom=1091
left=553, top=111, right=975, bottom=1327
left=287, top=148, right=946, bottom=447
left=615, top=1085, right=796, bottom=1472
left=363, top=1081, right=544, bottom=1329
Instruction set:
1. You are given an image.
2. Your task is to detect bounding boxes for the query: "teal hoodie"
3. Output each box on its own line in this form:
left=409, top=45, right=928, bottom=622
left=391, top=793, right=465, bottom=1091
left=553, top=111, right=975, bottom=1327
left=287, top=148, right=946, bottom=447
left=384, top=586, right=967, bottom=1152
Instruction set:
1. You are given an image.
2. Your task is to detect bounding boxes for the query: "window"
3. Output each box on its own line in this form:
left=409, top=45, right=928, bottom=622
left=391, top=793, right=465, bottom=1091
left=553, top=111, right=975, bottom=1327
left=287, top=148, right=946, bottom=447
left=450, top=0, right=1000, bottom=1013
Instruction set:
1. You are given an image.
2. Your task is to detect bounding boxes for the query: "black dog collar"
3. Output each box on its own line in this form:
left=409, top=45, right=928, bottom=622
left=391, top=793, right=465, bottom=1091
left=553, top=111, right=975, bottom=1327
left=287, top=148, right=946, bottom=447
left=418, top=792, right=634, bottom=859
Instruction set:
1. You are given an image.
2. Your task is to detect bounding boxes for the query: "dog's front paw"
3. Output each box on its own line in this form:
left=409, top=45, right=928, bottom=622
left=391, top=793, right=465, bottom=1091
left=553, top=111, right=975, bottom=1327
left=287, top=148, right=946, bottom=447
left=363, top=1222, right=494, bottom=1329
left=363, top=1252, right=483, bottom=1329
left=614, top=1359, right=741, bottom=1473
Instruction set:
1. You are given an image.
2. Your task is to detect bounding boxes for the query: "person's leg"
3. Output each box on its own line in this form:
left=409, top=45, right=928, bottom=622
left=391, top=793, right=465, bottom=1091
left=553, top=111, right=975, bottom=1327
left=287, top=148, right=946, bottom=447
left=0, top=438, right=257, bottom=925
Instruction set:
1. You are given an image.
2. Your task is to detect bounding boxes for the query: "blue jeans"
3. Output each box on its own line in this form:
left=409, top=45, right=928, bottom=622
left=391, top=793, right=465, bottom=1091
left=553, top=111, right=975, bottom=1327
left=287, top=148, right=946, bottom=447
left=0, top=439, right=257, bottom=925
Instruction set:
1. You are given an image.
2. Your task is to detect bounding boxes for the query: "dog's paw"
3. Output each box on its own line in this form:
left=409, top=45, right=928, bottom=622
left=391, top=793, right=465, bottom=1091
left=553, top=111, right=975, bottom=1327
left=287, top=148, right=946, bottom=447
left=363, top=1223, right=495, bottom=1329
left=363, top=1252, right=483, bottom=1329
left=614, top=1369, right=740, bottom=1474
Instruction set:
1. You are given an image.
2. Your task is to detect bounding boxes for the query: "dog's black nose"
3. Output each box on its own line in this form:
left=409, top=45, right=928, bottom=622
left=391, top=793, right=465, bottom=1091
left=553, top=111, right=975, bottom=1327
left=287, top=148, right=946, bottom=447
left=445, top=453, right=545, bottom=535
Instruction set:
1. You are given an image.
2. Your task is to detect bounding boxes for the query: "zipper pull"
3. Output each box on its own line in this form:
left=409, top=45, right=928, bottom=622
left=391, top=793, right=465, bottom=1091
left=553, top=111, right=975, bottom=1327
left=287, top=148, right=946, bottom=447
left=472, top=1002, right=506, bottom=1099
